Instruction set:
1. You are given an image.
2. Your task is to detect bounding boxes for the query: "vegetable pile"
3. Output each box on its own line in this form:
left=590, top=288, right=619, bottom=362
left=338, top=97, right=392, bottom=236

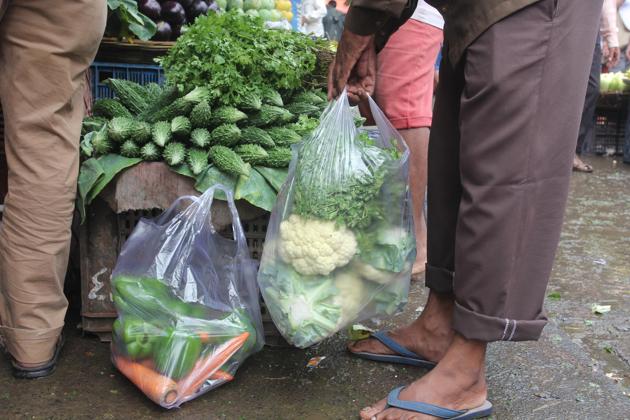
left=258, top=95, right=416, bottom=348
left=159, top=12, right=319, bottom=107
left=79, top=13, right=326, bottom=216
left=111, top=275, right=259, bottom=407
left=600, top=71, right=630, bottom=94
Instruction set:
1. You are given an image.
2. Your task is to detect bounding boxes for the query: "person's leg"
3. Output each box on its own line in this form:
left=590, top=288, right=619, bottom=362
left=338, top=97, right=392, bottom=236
left=402, top=127, right=429, bottom=274
left=361, top=0, right=602, bottom=417
left=0, top=0, right=106, bottom=368
left=349, top=36, right=462, bottom=363
left=574, top=35, right=602, bottom=171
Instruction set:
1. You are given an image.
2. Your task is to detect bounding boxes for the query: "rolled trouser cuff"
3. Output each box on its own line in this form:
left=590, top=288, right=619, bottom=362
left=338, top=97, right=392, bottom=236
left=0, top=325, right=63, bottom=364
left=425, top=263, right=454, bottom=294
left=453, top=302, right=547, bottom=342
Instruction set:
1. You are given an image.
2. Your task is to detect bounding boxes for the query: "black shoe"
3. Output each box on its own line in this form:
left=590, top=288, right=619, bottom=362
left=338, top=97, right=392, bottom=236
left=10, top=335, right=65, bottom=379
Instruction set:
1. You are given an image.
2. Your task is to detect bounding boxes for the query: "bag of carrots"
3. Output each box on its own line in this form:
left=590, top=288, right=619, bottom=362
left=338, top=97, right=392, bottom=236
left=110, top=185, right=264, bottom=408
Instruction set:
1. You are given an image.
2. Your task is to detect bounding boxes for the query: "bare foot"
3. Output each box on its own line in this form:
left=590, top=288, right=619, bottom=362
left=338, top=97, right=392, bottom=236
left=360, top=334, right=488, bottom=420
left=348, top=291, right=454, bottom=363
left=573, top=155, right=593, bottom=173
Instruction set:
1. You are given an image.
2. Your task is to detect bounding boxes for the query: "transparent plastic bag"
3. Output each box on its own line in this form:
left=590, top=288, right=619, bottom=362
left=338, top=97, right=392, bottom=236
left=257, top=92, right=416, bottom=348
left=110, top=185, right=264, bottom=408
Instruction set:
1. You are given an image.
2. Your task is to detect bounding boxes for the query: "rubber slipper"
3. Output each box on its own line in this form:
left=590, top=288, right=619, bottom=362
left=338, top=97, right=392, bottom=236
left=386, top=386, right=493, bottom=419
left=10, top=334, right=65, bottom=379
left=349, top=331, right=436, bottom=369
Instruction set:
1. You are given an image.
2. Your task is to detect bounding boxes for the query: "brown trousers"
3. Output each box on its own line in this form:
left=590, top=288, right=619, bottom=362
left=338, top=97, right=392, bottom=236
left=0, top=0, right=106, bottom=364
left=426, top=0, right=602, bottom=342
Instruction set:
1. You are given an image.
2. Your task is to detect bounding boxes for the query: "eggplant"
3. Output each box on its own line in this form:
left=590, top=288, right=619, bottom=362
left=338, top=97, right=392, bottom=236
left=139, top=0, right=162, bottom=20
left=186, top=0, right=209, bottom=19
left=207, top=1, right=220, bottom=12
left=161, top=1, right=187, bottom=24
left=179, top=0, right=195, bottom=8
left=171, top=24, right=183, bottom=39
left=153, top=21, right=173, bottom=41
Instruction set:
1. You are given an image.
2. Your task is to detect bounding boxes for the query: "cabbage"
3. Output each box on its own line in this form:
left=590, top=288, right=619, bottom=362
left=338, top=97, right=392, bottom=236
left=243, top=0, right=261, bottom=10
left=260, top=263, right=341, bottom=348
left=260, top=0, right=275, bottom=9
left=227, top=0, right=243, bottom=10
left=270, top=9, right=282, bottom=21
left=259, top=9, right=273, bottom=20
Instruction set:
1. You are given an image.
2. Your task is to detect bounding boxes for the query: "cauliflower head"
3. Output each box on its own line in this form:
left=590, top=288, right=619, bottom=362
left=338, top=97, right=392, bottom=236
left=279, top=214, right=358, bottom=276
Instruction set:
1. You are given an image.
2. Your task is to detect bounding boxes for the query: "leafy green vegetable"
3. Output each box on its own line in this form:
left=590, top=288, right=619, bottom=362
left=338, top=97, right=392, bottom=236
left=234, top=168, right=276, bottom=212
left=287, top=115, right=320, bottom=137
left=159, top=12, right=317, bottom=107
left=292, top=133, right=398, bottom=229
left=77, top=154, right=142, bottom=222
left=107, top=0, right=157, bottom=41
left=194, top=165, right=238, bottom=200
left=254, top=166, right=288, bottom=191
left=260, top=263, right=341, bottom=348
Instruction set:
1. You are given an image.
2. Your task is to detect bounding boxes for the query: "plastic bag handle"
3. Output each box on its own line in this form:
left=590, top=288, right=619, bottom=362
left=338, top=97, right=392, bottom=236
left=156, top=195, right=199, bottom=224
left=365, top=95, right=410, bottom=158
left=198, top=185, right=248, bottom=254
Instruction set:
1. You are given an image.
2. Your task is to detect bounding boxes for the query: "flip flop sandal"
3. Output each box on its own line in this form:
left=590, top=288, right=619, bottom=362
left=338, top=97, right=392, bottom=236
left=349, top=331, right=436, bottom=369
left=385, top=386, right=493, bottom=419
left=10, top=334, right=65, bottom=379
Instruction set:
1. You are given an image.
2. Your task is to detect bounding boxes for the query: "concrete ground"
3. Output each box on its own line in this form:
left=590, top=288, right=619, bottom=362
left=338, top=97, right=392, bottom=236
left=1, top=156, right=629, bottom=419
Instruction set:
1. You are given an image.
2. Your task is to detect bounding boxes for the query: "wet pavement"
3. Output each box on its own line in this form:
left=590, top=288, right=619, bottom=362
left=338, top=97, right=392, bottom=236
left=1, top=156, right=629, bottom=419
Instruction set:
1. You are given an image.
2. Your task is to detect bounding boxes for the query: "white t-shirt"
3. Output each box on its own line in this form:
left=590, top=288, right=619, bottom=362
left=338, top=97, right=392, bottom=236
left=411, top=0, right=444, bottom=30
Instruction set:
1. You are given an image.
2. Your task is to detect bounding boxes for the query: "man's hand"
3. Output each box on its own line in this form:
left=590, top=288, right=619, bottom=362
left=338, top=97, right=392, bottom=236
left=328, top=30, right=376, bottom=104
left=608, top=46, right=620, bottom=68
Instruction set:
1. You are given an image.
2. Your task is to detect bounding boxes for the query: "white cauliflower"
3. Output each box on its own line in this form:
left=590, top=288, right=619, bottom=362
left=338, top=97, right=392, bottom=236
left=279, top=214, right=358, bottom=276
left=333, top=270, right=367, bottom=326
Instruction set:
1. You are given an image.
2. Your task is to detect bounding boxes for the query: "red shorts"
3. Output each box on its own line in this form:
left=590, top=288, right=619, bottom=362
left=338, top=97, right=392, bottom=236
left=374, top=20, right=443, bottom=130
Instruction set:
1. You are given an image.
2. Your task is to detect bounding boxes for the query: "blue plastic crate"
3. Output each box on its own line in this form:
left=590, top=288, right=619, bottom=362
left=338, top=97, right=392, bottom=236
left=90, top=62, right=165, bottom=101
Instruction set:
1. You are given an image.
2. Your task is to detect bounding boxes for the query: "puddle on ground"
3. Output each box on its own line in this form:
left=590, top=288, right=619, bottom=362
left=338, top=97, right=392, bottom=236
left=548, top=156, right=630, bottom=388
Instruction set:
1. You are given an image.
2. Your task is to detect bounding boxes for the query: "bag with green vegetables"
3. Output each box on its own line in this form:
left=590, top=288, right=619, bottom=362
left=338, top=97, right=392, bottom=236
left=257, top=91, right=415, bottom=348
left=110, top=186, right=263, bottom=408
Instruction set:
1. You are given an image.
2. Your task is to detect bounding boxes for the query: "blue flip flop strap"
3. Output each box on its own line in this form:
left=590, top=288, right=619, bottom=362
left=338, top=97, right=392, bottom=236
left=371, top=331, right=421, bottom=359
left=387, top=387, right=466, bottom=419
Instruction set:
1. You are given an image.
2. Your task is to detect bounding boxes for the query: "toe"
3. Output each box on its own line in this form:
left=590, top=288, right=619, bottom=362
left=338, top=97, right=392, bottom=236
left=348, top=338, right=391, bottom=355
left=359, top=398, right=388, bottom=419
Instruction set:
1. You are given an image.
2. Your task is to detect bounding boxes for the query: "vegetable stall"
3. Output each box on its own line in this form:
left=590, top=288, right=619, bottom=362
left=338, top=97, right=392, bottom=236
left=78, top=10, right=335, bottom=341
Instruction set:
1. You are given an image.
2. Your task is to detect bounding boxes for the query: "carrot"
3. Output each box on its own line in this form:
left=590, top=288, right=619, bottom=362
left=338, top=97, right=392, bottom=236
left=177, top=332, right=249, bottom=399
left=210, top=369, right=234, bottom=382
left=113, top=355, right=179, bottom=407
left=198, top=331, right=211, bottom=344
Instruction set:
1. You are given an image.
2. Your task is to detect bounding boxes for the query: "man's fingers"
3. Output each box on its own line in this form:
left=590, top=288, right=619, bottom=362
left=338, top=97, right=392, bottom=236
left=328, top=58, right=337, bottom=100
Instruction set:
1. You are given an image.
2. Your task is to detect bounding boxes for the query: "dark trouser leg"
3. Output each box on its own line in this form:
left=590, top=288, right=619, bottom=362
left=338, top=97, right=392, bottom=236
left=425, top=48, right=464, bottom=293
left=576, top=35, right=602, bottom=154
left=426, top=0, right=603, bottom=342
